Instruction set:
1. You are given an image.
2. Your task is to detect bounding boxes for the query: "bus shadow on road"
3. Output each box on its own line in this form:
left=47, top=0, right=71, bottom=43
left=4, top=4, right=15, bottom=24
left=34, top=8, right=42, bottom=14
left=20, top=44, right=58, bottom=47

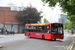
left=27, top=37, right=63, bottom=42
left=44, top=39, right=63, bottom=42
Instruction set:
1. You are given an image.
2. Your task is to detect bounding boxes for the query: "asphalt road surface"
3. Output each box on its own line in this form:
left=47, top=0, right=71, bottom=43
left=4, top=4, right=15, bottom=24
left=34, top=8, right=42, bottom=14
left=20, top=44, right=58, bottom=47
left=0, top=32, right=73, bottom=50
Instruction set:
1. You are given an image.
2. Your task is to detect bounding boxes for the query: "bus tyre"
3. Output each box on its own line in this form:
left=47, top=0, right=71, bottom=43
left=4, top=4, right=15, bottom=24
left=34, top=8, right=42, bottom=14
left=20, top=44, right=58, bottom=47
left=28, top=34, right=31, bottom=38
left=42, top=35, right=45, bottom=39
left=54, top=39, right=56, bottom=41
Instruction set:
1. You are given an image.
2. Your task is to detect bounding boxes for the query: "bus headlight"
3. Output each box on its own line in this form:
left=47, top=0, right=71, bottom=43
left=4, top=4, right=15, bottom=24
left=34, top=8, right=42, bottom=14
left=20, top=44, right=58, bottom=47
left=52, top=35, right=53, bottom=36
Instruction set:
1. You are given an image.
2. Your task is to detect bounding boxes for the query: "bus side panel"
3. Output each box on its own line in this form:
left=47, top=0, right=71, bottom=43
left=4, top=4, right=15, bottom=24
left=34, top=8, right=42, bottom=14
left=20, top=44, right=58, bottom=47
left=25, top=31, right=31, bottom=37
left=25, top=32, right=36, bottom=37
left=32, top=32, right=42, bottom=39
left=30, top=32, right=36, bottom=37
left=41, top=33, right=51, bottom=39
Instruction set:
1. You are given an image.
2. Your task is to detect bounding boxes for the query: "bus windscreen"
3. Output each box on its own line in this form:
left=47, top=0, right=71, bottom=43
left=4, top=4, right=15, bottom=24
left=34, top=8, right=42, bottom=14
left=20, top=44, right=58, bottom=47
left=51, top=24, right=63, bottom=34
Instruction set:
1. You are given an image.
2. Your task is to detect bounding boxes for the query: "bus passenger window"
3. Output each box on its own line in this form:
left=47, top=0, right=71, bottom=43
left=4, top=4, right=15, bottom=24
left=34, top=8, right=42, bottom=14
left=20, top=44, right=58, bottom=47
left=39, top=26, right=45, bottom=32
left=38, top=26, right=50, bottom=33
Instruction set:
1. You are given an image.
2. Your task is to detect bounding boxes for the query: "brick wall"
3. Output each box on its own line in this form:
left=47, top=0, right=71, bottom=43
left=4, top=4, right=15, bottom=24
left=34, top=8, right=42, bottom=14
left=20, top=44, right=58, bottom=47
left=0, top=7, right=21, bottom=33
left=0, top=10, right=5, bottom=23
left=0, top=7, right=20, bottom=24
left=0, top=7, right=10, bottom=11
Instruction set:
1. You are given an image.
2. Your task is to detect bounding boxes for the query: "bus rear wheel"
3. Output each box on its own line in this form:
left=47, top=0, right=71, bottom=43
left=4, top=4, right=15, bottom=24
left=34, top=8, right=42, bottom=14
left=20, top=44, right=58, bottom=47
left=28, top=34, right=31, bottom=38
left=42, top=35, right=45, bottom=39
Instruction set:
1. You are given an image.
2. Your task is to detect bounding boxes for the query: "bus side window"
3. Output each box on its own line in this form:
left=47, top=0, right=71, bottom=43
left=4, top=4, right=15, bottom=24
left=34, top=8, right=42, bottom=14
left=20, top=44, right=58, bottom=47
left=39, top=26, right=46, bottom=33
left=26, top=26, right=29, bottom=32
left=38, top=26, right=50, bottom=33
left=26, top=29, right=29, bottom=32
left=38, top=26, right=42, bottom=32
left=42, top=26, right=47, bottom=33
left=32, top=26, right=37, bottom=32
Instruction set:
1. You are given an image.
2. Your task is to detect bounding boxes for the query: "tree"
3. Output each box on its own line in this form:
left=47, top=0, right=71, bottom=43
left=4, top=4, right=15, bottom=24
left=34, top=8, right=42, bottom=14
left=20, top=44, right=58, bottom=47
left=44, top=18, right=50, bottom=23
left=16, top=5, right=43, bottom=24
left=65, top=21, right=71, bottom=29
left=41, top=0, right=75, bottom=22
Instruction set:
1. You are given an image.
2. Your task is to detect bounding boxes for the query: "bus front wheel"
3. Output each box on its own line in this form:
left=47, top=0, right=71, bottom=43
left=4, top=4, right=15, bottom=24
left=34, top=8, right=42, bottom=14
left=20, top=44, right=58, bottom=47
left=28, top=34, right=31, bottom=38
left=42, top=35, right=45, bottom=39
left=54, top=39, right=56, bottom=41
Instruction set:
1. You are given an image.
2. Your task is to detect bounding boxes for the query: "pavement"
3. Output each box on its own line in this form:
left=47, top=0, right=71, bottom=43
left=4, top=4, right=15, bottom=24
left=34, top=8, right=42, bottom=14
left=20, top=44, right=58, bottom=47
left=66, top=30, right=75, bottom=50
left=71, top=33, right=75, bottom=50
left=0, top=34, right=25, bottom=48
left=0, top=34, right=25, bottom=43
left=0, top=35, right=3, bottom=48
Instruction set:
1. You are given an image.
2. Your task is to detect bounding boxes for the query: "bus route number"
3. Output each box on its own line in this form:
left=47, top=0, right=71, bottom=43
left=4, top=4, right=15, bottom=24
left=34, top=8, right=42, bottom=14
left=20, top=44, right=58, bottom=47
left=54, top=24, right=59, bottom=26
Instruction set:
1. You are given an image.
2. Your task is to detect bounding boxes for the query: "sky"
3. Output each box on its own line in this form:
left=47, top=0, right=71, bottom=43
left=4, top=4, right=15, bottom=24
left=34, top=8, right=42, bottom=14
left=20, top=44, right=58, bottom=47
left=0, top=0, right=63, bottom=23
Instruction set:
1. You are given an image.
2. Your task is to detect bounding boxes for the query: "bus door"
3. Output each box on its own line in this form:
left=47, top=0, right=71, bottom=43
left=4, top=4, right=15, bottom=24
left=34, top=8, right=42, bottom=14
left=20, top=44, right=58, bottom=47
left=44, top=25, right=51, bottom=39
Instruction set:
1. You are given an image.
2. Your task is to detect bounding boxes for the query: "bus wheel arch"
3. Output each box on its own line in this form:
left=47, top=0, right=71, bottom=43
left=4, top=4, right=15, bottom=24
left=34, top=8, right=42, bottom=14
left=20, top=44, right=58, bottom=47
left=42, top=35, right=45, bottom=39
left=28, top=34, right=31, bottom=38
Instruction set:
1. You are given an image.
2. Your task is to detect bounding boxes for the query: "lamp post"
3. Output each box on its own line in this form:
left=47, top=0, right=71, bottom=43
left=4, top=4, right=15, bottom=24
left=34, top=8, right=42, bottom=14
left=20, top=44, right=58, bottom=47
left=3, top=10, right=5, bottom=34
left=11, top=21, right=13, bottom=32
left=4, top=11, right=5, bottom=28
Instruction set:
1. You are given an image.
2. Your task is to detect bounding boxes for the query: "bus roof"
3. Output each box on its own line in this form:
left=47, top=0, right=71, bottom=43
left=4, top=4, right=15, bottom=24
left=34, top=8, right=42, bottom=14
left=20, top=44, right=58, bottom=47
left=25, top=23, right=63, bottom=26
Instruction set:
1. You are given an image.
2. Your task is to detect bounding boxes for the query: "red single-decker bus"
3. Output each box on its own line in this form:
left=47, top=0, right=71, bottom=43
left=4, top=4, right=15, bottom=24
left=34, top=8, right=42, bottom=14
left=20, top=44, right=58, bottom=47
left=25, top=23, right=64, bottom=40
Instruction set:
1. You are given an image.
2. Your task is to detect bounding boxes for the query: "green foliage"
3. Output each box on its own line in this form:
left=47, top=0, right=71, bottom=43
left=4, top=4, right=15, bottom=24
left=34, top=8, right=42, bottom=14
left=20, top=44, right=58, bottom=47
left=65, top=21, right=75, bottom=29
left=44, top=18, right=50, bottom=23
left=16, top=5, right=43, bottom=24
left=67, top=15, right=75, bottom=21
left=41, top=0, right=75, bottom=25
left=72, top=21, right=75, bottom=28
left=65, top=21, right=71, bottom=29
left=64, top=26, right=66, bottom=29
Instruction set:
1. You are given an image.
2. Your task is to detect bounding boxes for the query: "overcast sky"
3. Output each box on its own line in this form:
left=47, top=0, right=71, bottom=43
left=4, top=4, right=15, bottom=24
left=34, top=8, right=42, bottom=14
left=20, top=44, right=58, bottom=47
left=0, top=0, right=63, bottom=23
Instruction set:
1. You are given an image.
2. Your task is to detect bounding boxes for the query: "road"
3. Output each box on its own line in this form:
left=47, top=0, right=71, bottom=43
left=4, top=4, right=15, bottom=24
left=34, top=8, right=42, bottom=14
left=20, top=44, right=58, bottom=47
left=0, top=32, right=73, bottom=50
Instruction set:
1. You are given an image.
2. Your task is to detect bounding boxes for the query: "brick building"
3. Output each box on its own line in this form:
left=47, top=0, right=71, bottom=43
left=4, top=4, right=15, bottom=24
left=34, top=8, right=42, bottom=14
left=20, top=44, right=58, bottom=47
left=0, top=7, right=24, bottom=33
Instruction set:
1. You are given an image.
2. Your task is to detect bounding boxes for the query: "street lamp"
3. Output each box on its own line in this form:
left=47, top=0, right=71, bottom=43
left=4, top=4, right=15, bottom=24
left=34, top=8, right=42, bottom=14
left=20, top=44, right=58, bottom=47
left=11, top=21, right=13, bottom=31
